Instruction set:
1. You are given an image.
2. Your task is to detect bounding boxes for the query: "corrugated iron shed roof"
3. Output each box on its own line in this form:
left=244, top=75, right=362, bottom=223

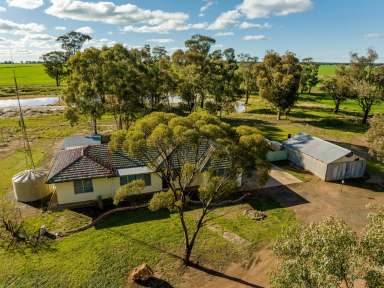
left=283, top=133, right=351, bottom=164
left=62, top=135, right=101, bottom=149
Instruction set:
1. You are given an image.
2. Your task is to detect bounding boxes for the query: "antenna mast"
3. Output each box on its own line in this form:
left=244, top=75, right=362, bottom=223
left=13, top=71, right=35, bottom=170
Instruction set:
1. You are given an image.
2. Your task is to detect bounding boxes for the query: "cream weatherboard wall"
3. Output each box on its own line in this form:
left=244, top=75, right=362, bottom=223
left=54, top=173, right=163, bottom=206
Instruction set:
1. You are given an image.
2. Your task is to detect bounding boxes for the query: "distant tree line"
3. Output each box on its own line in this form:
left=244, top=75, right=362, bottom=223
left=41, top=32, right=383, bottom=132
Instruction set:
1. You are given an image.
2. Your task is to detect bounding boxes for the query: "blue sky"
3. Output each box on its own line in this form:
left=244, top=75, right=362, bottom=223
left=0, top=0, right=384, bottom=62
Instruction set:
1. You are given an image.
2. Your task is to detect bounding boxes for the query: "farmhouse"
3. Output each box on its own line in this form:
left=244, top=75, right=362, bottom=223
left=283, top=133, right=366, bottom=181
left=47, top=139, right=233, bottom=207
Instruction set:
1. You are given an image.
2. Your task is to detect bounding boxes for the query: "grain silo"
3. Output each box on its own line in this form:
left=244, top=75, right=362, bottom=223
left=12, top=169, right=51, bottom=202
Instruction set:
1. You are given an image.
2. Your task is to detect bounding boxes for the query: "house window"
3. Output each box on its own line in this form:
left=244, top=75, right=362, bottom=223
left=74, top=179, right=93, bottom=194
left=216, top=168, right=229, bottom=177
left=120, top=174, right=151, bottom=186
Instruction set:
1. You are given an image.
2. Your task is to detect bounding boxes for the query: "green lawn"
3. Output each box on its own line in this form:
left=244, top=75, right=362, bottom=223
left=0, top=196, right=295, bottom=287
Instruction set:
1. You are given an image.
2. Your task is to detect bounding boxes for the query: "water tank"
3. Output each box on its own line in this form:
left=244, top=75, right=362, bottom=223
left=12, top=169, right=51, bottom=202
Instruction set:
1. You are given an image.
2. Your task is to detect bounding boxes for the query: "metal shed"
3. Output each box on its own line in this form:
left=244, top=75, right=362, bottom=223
left=62, top=135, right=101, bottom=150
left=283, top=133, right=366, bottom=181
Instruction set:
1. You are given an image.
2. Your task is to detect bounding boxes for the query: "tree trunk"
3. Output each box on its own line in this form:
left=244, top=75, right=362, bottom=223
left=277, top=110, right=281, bottom=120
left=56, top=72, right=60, bottom=87
left=334, top=100, right=340, bottom=113
left=92, top=115, right=98, bottom=135
left=362, top=108, right=370, bottom=124
left=245, top=92, right=249, bottom=105
left=178, top=210, right=191, bottom=265
left=184, top=244, right=192, bottom=266
left=200, top=94, right=205, bottom=109
left=308, top=86, right=312, bottom=95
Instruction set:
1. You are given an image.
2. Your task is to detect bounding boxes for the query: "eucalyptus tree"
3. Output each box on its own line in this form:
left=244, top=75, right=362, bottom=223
left=271, top=217, right=360, bottom=288
left=110, top=111, right=270, bottom=265
left=321, top=65, right=355, bottom=113
left=238, top=53, right=258, bottom=105
left=256, top=51, right=302, bottom=120
left=64, top=48, right=105, bottom=135
left=101, top=44, right=144, bottom=129
left=184, top=34, right=216, bottom=108
left=207, top=48, right=243, bottom=116
left=367, top=114, right=384, bottom=162
left=142, top=46, right=177, bottom=110
left=171, top=49, right=200, bottom=112
left=361, top=206, right=384, bottom=287
left=348, top=49, right=383, bottom=124
left=300, top=57, right=319, bottom=94
left=41, top=51, right=66, bottom=86
left=56, top=31, right=92, bottom=60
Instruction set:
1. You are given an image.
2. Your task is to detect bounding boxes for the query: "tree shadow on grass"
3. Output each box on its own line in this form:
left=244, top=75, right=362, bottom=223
left=94, top=208, right=171, bottom=230
left=293, top=117, right=369, bottom=134
left=224, top=117, right=285, bottom=140
left=189, top=262, right=264, bottom=288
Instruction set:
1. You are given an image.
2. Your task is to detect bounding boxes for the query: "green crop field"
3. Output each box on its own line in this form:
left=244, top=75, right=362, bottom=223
left=0, top=64, right=60, bottom=97
left=0, top=64, right=55, bottom=86
left=318, top=64, right=337, bottom=77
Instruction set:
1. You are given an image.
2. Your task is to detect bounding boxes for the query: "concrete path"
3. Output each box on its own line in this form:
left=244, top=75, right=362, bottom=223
left=264, top=164, right=302, bottom=188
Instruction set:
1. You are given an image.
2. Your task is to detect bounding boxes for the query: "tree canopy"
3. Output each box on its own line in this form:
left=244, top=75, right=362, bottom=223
left=110, top=111, right=270, bottom=264
left=367, top=114, right=384, bottom=162
left=64, top=48, right=105, bottom=135
left=256, top=51, right=302, bottom=120
left=56, top=31, right=92, bottom=60
left=271, top=209, right=384, bottom=288
left=41, top=51, right=66, bottom=87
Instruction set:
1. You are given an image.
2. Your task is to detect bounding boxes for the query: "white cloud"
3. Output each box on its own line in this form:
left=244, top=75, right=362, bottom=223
left=0, top=7, right=6, bottom=12
left=122, top=22, right=207, bottom=34
left=207, top=0, right=311, bottom=30
left=199, top=0, right=214, bottom=17
left=55, top=26, right=66, bottom=31
left=208, top=9, right=241, bottom=30
left=214, top=31, right=234, bottom=37
left=364, top=33, right=384, bottom=39
left=46, top=0, right=194, bottom=33
left=25, top=33, right=55, bottom=41
left=243, top=34, right=268, bottom=41
left=0, top=32, right=61, bottom=62
left=147, top=38, right=174, bottom=44
left=76, top=26, right=93, bottom=34
left=0, top=18, right=45, bottom=34
left=238, top=0, right=313, bottom=19
left=7, top=0, right=44, bottom=10
left=239, top=22, right=271, bottom=29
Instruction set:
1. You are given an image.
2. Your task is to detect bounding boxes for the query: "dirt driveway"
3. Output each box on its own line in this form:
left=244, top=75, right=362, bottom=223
left=181, top=177, right=384, bottom=288
left=265, top=177, right=384, bottom=231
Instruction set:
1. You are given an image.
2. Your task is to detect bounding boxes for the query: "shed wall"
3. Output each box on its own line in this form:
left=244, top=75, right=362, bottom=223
left=325, top=159, right=366, bottom=181
left=287, top=148, right=328, bottom=180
